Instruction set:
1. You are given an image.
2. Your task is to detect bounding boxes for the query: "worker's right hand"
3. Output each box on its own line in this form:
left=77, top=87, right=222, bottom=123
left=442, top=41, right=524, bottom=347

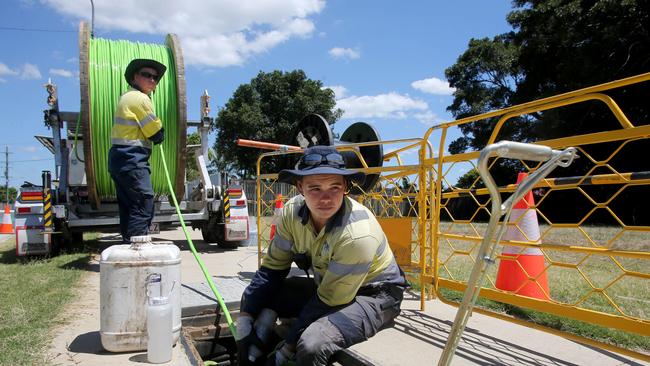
left=149, top=127, right=164, bottom=145
left=236, top=315, right=255, bottom=365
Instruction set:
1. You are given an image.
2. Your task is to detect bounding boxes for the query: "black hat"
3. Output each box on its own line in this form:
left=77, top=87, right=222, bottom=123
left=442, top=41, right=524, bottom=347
left=278, top=145, right=365, bottom=185
left=124, top=59, right=167, bottom=86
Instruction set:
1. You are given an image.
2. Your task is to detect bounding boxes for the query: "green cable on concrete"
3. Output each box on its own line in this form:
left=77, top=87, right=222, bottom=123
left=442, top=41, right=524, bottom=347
left=88, top=37, right=179, bottom=198
left=158, top=144, right=237, bottom=338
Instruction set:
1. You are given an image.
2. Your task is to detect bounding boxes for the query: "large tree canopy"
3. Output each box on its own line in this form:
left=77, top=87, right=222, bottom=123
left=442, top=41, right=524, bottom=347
left=445, top=0, right=650, bottom=225
left=446, top=0, right=650, bottom=155
left=213, top=70, right=342, bottom=178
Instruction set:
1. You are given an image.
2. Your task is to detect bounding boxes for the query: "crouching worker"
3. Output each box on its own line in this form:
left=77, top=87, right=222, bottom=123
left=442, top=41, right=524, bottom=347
left=236, top=145, right=408, bottom=366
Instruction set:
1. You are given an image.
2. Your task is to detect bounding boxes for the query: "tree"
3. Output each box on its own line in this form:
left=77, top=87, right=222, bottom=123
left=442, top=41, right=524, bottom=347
left=185, top=132, right=219, bottom=182
left=446, top=35, right=524, bottom=152
left=445, top=0, right=650, bottom=154
left=446, top=0, right=650, bottom=225
left=185, top=132, right=201, bottom=182
left=213, top=70, right=343, bottom=178
left=1, top=187, right=17, bottom=203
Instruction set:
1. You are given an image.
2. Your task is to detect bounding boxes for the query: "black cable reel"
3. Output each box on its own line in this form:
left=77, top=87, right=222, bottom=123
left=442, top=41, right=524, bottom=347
left=290, top=114, right=383, bottom=195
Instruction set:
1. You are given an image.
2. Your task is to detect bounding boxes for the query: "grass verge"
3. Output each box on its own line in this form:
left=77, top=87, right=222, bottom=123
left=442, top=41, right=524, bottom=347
left=0, top=237, right=90, bottom=366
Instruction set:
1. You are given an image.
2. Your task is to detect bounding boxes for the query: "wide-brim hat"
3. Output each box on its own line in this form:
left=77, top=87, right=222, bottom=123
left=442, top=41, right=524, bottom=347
left=124, top=59, right=167, bottom=85
left=278, top=145, right=365, bottom=186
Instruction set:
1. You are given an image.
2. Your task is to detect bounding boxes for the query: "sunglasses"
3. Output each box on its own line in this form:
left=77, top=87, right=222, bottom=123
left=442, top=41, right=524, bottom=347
left=138, top=71, right=160, bottom=81
left=299, top=152, right=345, bottom=168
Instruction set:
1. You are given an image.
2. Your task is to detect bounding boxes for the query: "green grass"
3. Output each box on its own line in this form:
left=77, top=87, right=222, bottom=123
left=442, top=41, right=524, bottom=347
left=423, top=222, right=650, bottom=354
left=0, top=237, right=90, bottom=366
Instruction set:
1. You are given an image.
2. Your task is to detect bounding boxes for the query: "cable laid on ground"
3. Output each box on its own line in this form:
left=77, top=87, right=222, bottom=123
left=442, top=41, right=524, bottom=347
left=158, top=144, right=237, bottom=338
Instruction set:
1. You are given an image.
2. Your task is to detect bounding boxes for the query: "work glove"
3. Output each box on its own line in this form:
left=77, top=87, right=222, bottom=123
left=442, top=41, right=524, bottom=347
left=149, top=127, right=165, bottom=145
left=236, top=315, right=255, bottom=366
left=266, top=342, right=295, bottom=366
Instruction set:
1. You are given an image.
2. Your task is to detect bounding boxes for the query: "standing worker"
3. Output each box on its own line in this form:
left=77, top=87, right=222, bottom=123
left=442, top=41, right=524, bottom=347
left=236, top=145, right=408, bottom=366
left=108, top=59, right=166, bottom=243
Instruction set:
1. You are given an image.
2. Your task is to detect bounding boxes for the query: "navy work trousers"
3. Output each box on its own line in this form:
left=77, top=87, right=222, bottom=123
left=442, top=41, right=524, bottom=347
left=268, top=277, right=403, bottom=366
left=110, top=167, right=154, bottom=243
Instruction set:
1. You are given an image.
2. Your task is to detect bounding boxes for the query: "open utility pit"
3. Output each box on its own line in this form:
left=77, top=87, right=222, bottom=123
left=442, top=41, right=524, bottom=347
left=179, top=277, right=375, bottom=366
left=180, top=277, right=246, bottom=365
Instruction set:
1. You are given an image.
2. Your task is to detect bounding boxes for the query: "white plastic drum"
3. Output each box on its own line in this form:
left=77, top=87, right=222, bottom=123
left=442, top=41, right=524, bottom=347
left=99, top=236, right=181, bottom=352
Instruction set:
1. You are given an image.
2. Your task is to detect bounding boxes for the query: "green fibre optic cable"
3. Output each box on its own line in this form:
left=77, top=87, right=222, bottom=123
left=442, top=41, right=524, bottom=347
left=159, top=144, right=237, bottom=338
left=88, top=37, right=179, bottom=197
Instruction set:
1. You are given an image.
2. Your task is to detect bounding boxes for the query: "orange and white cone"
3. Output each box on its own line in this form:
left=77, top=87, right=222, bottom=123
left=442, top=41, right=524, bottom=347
left=1, top=205, right=13, bottom=234
left=269, top=194, right=283, bottom=241
left=495, top=172, right=550, bottom=300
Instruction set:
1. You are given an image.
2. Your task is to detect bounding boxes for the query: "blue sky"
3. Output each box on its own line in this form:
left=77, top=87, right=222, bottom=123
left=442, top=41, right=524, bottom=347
left=0, top=0, right=513, bottom=189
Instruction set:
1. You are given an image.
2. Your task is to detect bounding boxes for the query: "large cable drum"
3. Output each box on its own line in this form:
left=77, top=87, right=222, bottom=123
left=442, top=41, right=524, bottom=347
left=78, top=22, right=187, bottom=207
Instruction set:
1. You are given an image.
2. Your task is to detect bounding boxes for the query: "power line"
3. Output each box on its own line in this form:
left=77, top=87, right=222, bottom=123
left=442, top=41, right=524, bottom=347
left=0, top=26, right=76, bottom=33
left=0, top=158, right=53, bottom=163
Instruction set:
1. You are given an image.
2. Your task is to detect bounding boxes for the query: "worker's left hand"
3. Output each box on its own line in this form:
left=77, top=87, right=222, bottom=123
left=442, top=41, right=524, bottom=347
left=236, top=315, right=255, bottom=366
left=272, top=342, right=295, bottom=366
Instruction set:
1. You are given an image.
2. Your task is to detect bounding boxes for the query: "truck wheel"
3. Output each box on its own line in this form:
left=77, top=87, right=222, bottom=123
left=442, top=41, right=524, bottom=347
left=201, top=217, right=239, bottom=249
left=70, top=231, right=84, bottom=252
left=53, top=221, right=84, bottom=254
left=201, top=218, right=220, bottom=243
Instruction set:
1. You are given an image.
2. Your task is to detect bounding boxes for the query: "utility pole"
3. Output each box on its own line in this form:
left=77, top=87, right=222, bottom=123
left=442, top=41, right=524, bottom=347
left=4, top=146, right=8, bottom=204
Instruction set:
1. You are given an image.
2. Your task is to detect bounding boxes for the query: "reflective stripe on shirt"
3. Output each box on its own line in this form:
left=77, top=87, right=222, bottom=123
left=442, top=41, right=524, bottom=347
left=273, top=234, right=293, bottom=252
left=111, top=137, right=152, bottom=148
left=327, top=260, right=372, bottom=276
left=114, top=116, right=141, bottom=127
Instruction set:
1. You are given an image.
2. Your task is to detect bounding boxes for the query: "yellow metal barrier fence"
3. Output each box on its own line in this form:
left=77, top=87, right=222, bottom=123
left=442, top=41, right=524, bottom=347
left=255, top=72, right=650, bottom=360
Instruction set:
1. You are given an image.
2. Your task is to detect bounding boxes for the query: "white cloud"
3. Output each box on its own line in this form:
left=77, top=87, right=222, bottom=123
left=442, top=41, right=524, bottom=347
left=0, top=63, right=43, bottom=80
left=323, top=85, right=347, bottom=98
left=18, top=64, right=41, bottom=79
left=0, top=63, right=18, bottom=76
left=413, top=111, right=444, bottom=126
left=328, top=47, right=360, bottom=60
left=49, top=68, right=74, bottom=78
left=42, top=0, right=325, bottom=67
left=67, top=57, right=78, bottom=64
left=337, top=92, right=428, bottom=120
left=411, top=76, right=455, bottom=95
left=0, top=78, right=6, bottom=83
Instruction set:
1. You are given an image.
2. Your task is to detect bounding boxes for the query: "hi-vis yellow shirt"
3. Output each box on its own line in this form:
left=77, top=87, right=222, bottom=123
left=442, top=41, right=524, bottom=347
left=263, top=195, right=403, bottom=307
left=111, top=88, right=162, bottom=148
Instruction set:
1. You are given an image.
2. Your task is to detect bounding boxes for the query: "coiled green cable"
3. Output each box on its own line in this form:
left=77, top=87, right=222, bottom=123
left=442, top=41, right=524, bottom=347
left=88, top=37, right=179, bottom=197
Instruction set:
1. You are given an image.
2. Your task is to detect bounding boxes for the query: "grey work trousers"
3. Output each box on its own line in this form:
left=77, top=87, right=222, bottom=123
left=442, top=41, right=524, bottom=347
left=269, top=277, right=404, bottom=366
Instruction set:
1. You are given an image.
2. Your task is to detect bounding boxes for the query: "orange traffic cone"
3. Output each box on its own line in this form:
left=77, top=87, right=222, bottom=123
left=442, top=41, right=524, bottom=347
left=1, top=205, right=13, bottom=234
left=495, top=172, right=550, bottom=300
left=269, top=194, right=283, bottom=241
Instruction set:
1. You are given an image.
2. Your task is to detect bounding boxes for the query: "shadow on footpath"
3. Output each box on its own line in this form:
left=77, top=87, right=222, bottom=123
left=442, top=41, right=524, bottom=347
left=392, top=292, right=646, bottom=366
left=68, top=331, right=108, bottom=355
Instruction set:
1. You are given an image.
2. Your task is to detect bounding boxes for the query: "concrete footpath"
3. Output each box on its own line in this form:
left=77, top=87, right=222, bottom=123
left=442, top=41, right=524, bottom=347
left=45, top=228, right=649, bottom=366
